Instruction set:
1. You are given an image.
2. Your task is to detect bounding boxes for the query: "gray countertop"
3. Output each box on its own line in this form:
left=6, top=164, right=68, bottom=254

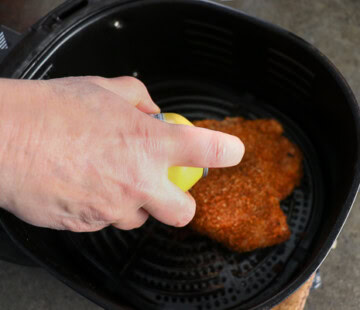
left=0, top=0, right=359, bottom=309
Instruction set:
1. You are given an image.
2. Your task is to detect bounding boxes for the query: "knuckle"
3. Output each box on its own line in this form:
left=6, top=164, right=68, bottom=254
left=56, top=76, right=83, bottom=85
left=60, top=218, right=88, bottom=232
left=123, top=76, right=144, bottom=88
left=123, top=76, right=148, bottom=98
left=83, top=75, right=106, bottom=85
left=125, top=218, right=147, bottom=230
left=113, top=213, right=148, bottom=230
left=207, top=136, right=226, bottom=165
left=79, top=205, right=115, bottom=224
left=60, top=216, right=106, bottom=233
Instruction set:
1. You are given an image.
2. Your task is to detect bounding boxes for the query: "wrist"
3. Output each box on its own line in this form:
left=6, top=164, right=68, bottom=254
left=0, top=79, right=45, bottom=208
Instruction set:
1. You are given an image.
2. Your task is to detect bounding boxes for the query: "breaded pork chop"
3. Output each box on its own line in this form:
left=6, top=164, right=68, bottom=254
left=190, top=117, right=303, bottom=252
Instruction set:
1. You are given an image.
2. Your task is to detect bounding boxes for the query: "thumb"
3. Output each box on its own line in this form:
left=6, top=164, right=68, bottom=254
left=166, top=123, right=245, bottom=168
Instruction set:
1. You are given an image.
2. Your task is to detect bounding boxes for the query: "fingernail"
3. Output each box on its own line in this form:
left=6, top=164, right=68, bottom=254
left=234, top=137, right=245, bottom=165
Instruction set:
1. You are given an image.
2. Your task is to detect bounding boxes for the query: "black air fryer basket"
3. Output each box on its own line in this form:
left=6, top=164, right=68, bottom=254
left=0, top=0, right=359, bottom=309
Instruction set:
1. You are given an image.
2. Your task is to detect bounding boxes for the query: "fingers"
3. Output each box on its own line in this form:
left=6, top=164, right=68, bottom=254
left=91, top=76, right=160, bottom=113
left=112, top=208, right=149, bottom=230
left=143, top=180, right=196, bottom=227
left=166, top=124, right=245, bottom=168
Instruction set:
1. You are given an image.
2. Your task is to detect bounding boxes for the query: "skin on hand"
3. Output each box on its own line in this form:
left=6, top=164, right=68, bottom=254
left=0, top=76, right=245, bottom=232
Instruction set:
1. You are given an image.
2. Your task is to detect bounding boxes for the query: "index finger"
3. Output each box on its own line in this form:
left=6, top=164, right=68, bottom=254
left=166, top=124, right=245, bottom=168
left=89, top=76, right=160, bottom=113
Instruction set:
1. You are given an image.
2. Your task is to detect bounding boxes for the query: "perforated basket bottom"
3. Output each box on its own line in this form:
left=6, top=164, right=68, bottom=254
left=64, top=80, right=323, bottom=310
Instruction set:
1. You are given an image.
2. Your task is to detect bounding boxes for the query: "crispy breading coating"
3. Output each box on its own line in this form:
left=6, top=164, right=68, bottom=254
left=190, top=117, right=303, bottom=252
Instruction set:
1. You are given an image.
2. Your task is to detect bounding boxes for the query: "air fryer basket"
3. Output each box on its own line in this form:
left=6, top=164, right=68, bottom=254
left=0, top=0, right=359, bottom=309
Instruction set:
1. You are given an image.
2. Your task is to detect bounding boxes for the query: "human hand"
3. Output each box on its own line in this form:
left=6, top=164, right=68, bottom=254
left=0, top=76, right=244, bottom=232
